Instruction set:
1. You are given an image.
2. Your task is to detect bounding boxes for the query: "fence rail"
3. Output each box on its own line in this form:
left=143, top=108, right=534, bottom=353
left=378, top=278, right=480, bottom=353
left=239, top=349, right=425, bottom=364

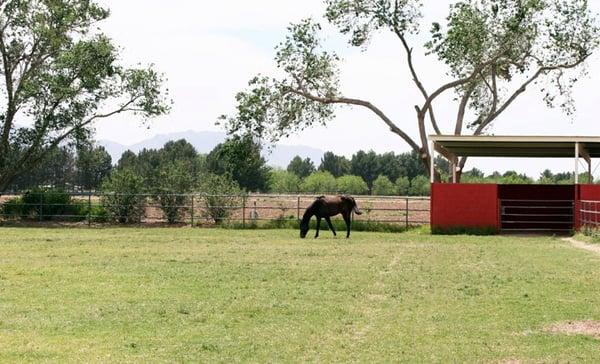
left=0, top=192, right=431, bottom=228
left=580, top=200, right=600, bottom=228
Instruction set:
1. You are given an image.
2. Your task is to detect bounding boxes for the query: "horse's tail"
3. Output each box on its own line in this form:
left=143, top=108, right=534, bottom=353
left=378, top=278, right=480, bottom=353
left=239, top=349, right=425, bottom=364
left=351, top=197, right=362, bottom=215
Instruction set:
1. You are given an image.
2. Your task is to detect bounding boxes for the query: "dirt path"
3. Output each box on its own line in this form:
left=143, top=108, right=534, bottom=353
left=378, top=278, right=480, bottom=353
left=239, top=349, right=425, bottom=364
left=562, top=237, right=600, bottom=255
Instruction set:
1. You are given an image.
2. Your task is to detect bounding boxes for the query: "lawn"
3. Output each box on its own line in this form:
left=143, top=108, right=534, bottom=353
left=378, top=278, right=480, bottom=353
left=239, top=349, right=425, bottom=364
left=0, top=228, right=599, bottom=363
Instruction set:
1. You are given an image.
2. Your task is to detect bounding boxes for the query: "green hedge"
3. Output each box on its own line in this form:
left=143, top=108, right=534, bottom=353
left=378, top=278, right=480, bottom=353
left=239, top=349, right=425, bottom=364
left=1, top=189, right=87, bottom=221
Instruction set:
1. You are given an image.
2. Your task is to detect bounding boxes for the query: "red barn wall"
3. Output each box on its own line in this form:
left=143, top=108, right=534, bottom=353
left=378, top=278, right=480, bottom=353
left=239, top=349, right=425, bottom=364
left=431, top=183, right=499, bottom=232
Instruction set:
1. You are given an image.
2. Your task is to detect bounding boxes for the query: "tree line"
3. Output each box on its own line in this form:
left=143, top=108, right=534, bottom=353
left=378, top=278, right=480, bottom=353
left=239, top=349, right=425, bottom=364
left=6, top=134, right=591, bottom=197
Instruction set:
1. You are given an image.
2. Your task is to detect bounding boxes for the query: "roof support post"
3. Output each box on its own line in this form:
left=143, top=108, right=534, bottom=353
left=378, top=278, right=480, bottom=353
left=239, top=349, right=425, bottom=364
left=452, top=161, right=457, bottom=184
left=575, top=142, right=579, bottom=184
left=430, top=141, right=436, bottom=183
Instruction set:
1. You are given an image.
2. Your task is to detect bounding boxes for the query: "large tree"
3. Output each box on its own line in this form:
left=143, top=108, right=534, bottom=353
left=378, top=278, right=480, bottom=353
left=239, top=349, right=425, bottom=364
left=0, top=0, right=170, bottom=191
left=319, top=151, right=350, bottom=177
left=76, top=143, right=112, bottom=190
left=219, top=0, right=599, bottom=181
left=287, top=155, right=316, bottom=179
left=206, top=136, right=271, bottom=192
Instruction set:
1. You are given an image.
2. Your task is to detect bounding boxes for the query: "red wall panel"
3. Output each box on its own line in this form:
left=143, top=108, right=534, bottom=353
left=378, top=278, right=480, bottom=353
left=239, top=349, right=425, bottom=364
left=431, top=183, right=499, bottom=232
left=578, top=184, right=600, bottom=200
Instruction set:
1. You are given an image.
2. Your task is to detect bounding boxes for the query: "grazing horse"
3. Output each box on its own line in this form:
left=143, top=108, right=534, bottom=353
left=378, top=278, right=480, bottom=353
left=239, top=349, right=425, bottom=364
left=300, top=195, right=362, bottom=239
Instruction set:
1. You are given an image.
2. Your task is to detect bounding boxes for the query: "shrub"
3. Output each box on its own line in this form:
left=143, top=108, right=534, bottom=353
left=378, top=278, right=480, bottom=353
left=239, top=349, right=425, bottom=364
left=269, top=170, right=301, bottom=194
left=152, top=162, right=194, bottom=224
left=372, top=175, right=395, bottom=196
left=409, top=176, right=431, bottom=196
left=197, top=174, right=242, bottom=224
left=87, top=204, right=110, bottom=223
left=101, top=170, right=146, bottom=223
left=395, top=176, right=410, bottom=196
left=336, top=175, right=368, bottom=195
left=301, top=171, right=337, bottom=193
left=1, top=189, right=85, bottom=221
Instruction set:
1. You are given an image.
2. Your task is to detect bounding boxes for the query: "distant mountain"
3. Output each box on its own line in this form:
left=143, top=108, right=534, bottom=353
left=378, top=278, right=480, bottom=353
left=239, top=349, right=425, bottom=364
left=99, top=130, right=325, bottom=168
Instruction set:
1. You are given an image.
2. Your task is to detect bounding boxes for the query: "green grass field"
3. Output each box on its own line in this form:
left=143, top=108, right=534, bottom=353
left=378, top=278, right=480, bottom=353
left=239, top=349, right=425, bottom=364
left=1, top=228, right=600, bottom=363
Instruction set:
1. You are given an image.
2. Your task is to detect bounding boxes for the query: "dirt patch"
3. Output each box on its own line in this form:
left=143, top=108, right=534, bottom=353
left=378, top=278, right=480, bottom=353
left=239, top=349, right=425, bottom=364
left=545, top=321, right=600, bottom=339
left=563, top=237, right=600, bottom=255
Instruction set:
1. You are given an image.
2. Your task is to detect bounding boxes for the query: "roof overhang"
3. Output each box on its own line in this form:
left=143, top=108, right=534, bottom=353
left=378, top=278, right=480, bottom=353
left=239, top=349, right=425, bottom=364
left=429, top=135, right=600, bottom=160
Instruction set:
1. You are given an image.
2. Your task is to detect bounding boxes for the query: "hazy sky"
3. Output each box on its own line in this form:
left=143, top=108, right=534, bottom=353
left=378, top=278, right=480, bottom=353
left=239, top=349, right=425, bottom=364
left=96, top=0, right=600, bottom=176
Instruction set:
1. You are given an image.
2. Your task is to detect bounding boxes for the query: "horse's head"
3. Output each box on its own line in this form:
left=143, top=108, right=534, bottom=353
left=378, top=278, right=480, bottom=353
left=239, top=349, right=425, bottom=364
left=299, top=205, right=315, bottom=238
left=299, top=219, right=310, bottom=238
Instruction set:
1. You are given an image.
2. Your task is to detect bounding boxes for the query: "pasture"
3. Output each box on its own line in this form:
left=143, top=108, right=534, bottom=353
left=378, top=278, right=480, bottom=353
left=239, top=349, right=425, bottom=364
left=1, top=228, right=599, bottom=362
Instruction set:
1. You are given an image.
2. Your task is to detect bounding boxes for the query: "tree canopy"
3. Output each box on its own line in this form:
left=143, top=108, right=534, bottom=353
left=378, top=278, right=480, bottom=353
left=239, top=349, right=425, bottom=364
left=0, top=0, right=170, bottom=191
left=287, top=155, right=316, bottom=179
left=206, top=136, right=270, bottom=192
left=220, top=0, right=599, bottom=181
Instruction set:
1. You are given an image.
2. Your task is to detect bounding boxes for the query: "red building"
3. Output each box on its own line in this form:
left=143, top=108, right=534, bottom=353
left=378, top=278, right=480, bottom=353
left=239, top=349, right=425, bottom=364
left=429, top=136, right=600, bottom=234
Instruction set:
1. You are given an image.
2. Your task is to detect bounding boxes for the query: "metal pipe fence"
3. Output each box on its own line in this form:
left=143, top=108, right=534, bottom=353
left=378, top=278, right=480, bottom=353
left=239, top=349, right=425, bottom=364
left=580, top=200, right=600, bottom=228
left=0, top=192, right=430, bottom=228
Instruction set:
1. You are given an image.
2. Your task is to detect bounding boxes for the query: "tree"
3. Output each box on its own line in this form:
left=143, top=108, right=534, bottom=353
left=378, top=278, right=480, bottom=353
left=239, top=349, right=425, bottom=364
left=301, top=171, right=337, bottom=193
left=336, top=175, right=368, bottom=195
left=76, top=144, right=112, bottom=190
left=152, top=161, right=194, bottom=224
left=500, top=171, right=533, bottom=184
left=319, top=151, right=350, bottom=177
left=269, top=170, right=301, bottom=193
left=409, top=176, right=431, bottom=196
left=351, top=150, right=379, bottom=192
left=538, top=169, right=555, bottom=184
left=206, top=136, right=270, bottom=192
left=395, top=176, right=410, bottom=196
left=197, top=173, right=242, bottom=224
left=0, top=0, right=170, bottom=192
left=377, top=152, right=405, bottom=183
left=287, top=156, right=316, bottom=179
left=10, top=145, right=76, bottom=190
left=219, top=1, right=599, bottom=182
left=372, top=175, right=396, bottom=196
left=101, top=169, right=146, bottom=224
left=117, top=150, right=138, bottom=171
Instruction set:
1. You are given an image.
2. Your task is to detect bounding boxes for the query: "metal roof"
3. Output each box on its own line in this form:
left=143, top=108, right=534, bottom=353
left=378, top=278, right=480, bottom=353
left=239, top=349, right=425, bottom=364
left=429, top=135, right=600, bottom=159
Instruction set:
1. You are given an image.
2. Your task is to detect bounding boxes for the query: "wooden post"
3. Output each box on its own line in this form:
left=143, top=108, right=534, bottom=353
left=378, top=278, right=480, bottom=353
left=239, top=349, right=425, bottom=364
left=242, top=195, right=246, bottom=228
left=405, top=198, right=409, bottom=229
left=575, top=142, right=580, bottom=184
left=190, top=194, right=195, bottom=227
left=39, top=192, right=43, bottom=222
left=87, top=192, right=92, bottom=227
left=430, top=141, right=436, bottom=183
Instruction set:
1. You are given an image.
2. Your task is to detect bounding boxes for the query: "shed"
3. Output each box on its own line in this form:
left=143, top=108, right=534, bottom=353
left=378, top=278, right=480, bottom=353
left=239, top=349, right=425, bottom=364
left=429, top=135, right=600, bottom=234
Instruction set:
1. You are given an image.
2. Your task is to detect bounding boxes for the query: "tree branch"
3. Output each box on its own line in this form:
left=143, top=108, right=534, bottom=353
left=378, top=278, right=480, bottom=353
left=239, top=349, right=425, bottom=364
left=454, top=81, right=478, bottom=135
left=395, top=30, right=441, bottom=135
left=287, top=87, right=421, bottom=152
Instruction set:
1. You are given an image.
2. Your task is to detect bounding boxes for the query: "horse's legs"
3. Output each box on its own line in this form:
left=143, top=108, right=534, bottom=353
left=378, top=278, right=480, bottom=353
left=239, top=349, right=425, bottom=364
left=343, top=213, right=351, bottom=238
left=315, top=216, right=322, bottom=238
left=325, top=216, right=336, bottom=236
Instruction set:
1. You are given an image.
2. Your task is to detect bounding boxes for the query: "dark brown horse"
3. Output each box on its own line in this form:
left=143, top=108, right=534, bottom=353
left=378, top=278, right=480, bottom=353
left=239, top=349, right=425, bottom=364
left=300, top=195, right=362, bottom=239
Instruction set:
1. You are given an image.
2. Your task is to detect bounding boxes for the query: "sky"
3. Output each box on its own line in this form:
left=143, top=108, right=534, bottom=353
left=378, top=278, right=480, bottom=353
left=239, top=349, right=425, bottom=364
left=95, top=0, right=600, bottom=177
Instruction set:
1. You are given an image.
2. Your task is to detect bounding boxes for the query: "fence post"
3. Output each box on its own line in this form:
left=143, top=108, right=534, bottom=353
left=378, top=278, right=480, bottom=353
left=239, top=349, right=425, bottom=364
left=88, top=192, right=92, bottom=227
left=39, top=192, right=43, bottom=222
left=242, top=195, right=247, bottom=228
left=405, top=198, right=409, bottom=229
left=191, top=194, right=195, bottom=228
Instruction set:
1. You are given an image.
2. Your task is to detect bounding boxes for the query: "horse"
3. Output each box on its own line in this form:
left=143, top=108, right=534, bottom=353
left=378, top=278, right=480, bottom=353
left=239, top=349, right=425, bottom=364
left=300, top=195, right=362, bottom=239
